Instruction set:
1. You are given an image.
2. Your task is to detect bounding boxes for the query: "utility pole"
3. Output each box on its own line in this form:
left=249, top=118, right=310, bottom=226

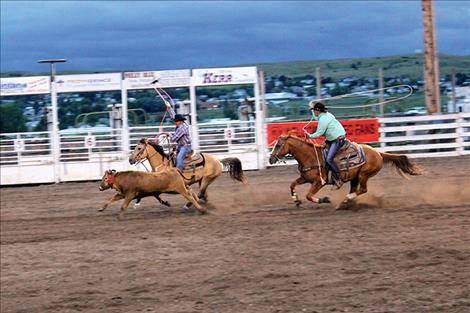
left=451, top=67, right=457, bottom=112
left=316, top=67, right=321, bottom=100
left=422, top=0, right=441, bottom=113
left=378, top=67, right=384, bottom=117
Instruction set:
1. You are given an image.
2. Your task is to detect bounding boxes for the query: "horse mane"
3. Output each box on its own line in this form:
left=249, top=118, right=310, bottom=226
left=140, top=138, right=168, bottom=159
left=285, top=134, right=322, bottom=149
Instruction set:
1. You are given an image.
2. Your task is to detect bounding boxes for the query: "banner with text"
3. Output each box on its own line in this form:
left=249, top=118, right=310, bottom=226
left=192, top=67, right=257, bottom=86
left=124, top=69, right=190, bottom=89
left=56, top=73, right=122, bottom=93
left=267, top=119, right=379, bottom=146
left=0, top=76, right=50, bottom=96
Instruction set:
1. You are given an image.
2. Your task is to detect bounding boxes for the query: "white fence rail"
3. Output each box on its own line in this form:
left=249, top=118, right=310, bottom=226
left=379, top=113, right=470, bottom=158
left=2, top=113, right=470, bottom=185
left=1, top=120, right=260, bottom=185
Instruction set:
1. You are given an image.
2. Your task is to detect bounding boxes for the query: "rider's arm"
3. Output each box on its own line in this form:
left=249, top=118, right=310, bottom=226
left=171, top=124, right=188, bottom=142
left=308, top=115, right=330, bottom=139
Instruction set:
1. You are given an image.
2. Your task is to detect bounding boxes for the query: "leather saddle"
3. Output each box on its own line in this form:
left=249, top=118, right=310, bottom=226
left=172, top=151, right=205, bottom=173
left=322, top=140, right=366, bottom=181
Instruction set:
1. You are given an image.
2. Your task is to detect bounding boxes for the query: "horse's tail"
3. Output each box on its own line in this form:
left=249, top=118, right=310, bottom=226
left=380, top=152, right=423, bottom=178
left=220, top=157, right=247, bottom=184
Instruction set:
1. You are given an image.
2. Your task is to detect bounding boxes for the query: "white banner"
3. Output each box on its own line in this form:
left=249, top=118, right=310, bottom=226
left=56, top=73, right=121, bottom=93
left=124, top=69, right=190, bottom=89
left=192, top=66, right=257, bottom=86
left=0, top=76, right=50, bottom=96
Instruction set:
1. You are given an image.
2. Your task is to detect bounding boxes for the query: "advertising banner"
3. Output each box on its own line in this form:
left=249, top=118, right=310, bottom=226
left=124, top=69, right=190, bottom=89
left=192, top=66, right=257, bottom=86
left=56, top=73, right=121, bottom=93
left=267, top=119, right=379, bottom=146
left=0, top=76, right=50, bottom=96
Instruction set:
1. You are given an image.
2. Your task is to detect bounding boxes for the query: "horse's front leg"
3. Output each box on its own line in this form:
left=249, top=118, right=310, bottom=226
left=290, top=176, right=308, bottom=207
left=306, top=180, right=330, bottom=205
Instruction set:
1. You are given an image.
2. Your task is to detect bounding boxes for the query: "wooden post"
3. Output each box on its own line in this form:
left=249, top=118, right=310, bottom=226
left=422, top=0, right=441, bottom=113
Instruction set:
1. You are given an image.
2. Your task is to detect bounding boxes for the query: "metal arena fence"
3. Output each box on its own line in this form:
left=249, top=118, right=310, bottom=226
left=1, top=113, right=469, bottom=185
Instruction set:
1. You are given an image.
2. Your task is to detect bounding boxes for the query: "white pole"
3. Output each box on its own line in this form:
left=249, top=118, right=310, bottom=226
left=50, top=64, right=61, bottom=183
left=254, top=69, right=266, bottom=170
left=189, top=76, right=200, bottom=150
left=121, top=77, right=130, bottom=159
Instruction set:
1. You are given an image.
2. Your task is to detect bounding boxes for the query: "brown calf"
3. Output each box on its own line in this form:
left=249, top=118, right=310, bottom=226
left=99, top=168, right=204, bottom=220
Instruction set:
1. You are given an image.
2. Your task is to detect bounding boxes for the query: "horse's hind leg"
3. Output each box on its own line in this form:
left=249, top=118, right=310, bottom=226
left=337, top=174, right=360, bottom=210
left=181, top=188, right=205, bottom=214
left=197, top=176, right=217, bottom=202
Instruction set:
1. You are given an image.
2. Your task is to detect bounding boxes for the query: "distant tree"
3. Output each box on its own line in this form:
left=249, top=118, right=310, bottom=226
left=330, top=85, right=351, bottom=97
left=0, top=104, right=27, bottom=133
left=222, top=102, right=238, bottom=120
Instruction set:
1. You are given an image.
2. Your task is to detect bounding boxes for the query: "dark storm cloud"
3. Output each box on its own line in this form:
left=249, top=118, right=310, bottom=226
left=1, top=1, right=469, bottom=72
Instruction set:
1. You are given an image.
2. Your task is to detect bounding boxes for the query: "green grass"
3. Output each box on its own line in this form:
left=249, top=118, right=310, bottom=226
left=252, top=54, right=470, bottom=80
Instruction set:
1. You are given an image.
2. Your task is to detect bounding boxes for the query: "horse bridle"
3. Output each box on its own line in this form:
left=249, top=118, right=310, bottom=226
left=272, top=139, right=287, bottom=163
left=133, top=142, right=159, bottom=171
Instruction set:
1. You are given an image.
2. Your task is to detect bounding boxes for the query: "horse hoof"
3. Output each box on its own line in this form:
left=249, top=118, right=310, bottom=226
left=295, top=200, right=302, bottom=208
left=98, top=208, right=104, bottom=212
left=321, top=196, right=331, bottom=204
left=336, top=199, right=351, bottom=210
left=162, top=201, right=171, bottom=207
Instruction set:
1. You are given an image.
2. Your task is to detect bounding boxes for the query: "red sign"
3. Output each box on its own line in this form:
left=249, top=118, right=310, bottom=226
left=267, top=119, right=379, bottom=147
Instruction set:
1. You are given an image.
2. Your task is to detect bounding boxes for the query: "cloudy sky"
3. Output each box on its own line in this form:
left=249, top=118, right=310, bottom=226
left=1, top=1, right=469, bottom=73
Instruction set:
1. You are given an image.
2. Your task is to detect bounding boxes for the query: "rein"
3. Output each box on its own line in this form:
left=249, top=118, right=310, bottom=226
left=284, top=136, right=327, bottom=185
left=301, top=111, right=326, bottom=185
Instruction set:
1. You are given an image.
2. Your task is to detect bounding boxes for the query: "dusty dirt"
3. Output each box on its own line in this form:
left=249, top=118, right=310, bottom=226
left=1, top=156, right=470, bottom=313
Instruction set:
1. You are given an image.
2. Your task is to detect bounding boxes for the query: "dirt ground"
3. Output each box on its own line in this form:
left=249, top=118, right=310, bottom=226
left=1, top=156, right=470, bottom=313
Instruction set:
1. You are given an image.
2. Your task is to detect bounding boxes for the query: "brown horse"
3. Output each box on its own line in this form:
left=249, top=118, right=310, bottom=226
left=269, top=134, right=423, bottom=209
left=128, top=138, right=247, bottom=204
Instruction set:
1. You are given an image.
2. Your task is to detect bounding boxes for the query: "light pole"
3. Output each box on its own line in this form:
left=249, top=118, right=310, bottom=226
left=38, top=59, right=67, bottom=183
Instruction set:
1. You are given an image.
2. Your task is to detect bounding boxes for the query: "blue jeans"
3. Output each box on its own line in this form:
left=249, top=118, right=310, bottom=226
left=326, top=137, right=344, bottom=180
left=176, top=146, right=191, bottom=171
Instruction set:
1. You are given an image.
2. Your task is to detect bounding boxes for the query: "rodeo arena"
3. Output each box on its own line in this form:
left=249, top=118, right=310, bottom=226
left=2, top=14, right=470, bottom=313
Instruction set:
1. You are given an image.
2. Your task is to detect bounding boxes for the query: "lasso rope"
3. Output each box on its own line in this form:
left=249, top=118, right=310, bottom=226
left=301, top=110, right=326, bottom=185
left=313, top=84, right=413, bottom=109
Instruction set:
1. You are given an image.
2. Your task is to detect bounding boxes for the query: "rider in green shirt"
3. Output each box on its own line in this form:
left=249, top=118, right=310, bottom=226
left=308, top=102, right=346, bottom=189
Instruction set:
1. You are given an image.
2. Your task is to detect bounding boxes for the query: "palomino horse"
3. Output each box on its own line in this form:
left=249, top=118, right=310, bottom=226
left=269, top=134, right=423, bottom=209
left=129, top=138, right=247, bottom=204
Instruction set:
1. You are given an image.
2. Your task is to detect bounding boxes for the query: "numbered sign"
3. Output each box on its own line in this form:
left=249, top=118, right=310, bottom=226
left=224, top=128, right=235, bottom=141
left=14, top=139, right=25, bottom=152
left=84, top=135, right=96, bottom=148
